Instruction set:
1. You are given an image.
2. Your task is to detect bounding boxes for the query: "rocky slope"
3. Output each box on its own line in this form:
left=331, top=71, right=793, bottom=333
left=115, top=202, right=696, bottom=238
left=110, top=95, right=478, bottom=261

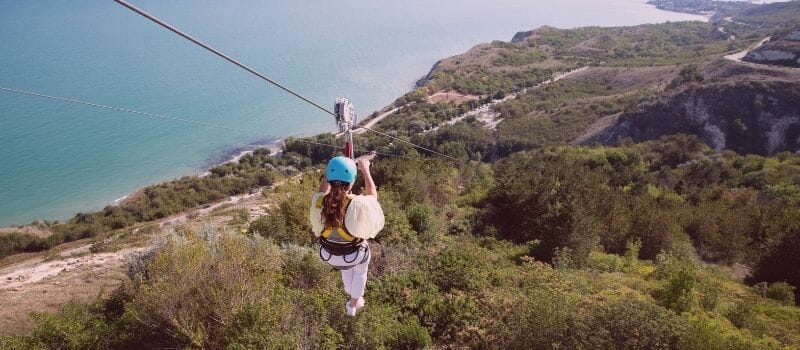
left=744, top=29, right=800, bottom=68
left=589, top=80, right=800, bottom=155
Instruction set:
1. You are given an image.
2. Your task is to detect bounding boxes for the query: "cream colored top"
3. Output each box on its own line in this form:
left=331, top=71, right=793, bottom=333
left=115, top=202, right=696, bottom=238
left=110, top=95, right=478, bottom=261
left=309, top=192, right=385, bottom=240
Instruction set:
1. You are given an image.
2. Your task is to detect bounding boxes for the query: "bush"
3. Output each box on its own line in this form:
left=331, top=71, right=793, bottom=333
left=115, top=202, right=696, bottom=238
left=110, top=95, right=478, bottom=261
left=750, top=230, right=800, bottom=305
left=9, top=302, right=109, bottom=350
left=486, top=287, right=576, bottom=349
left=433, top=247, right=487, bottom=292
left=552, top=247, right=576, bottom=270
left=281, top=247, right=336, bottom=289
left=116, top=228, right=290, bottom=348
left=375, top=191, right=418, bottom=245
left=663, top=266, right=697, bottom=313
left=624, top=239, right=642, bottom=271
left=332, top=303, right=404, bottom=350
left=482, top=151, right=601, bottom=263
left=0, top=232, right=48, bottom=258
left=407, top=204, right=438, bottom=243
left=389, top=317, right=433, bottom=350
left=685, top=312, right=783, bottom=350
left=765, top=282, right=797, bottom=306
left=248, top=190, right=313, bottom=246
left=221, top=304, right=297, bottom=350
left=587, top=251, right=627, bottom=272
left=564, top=299, right=689, bottom=350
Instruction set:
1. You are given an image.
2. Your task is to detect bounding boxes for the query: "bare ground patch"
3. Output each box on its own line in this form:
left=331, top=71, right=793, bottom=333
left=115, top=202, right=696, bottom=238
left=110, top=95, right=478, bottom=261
left=428, top=91, right=480, bottom=104
left=573, top=113, right=622, bottom=145
left=0, top=248, right=139, bottom=336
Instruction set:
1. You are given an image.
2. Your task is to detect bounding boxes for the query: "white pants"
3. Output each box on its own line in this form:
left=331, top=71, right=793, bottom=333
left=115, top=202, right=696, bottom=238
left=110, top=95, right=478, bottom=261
left=320, top=244, right=370, bottom=299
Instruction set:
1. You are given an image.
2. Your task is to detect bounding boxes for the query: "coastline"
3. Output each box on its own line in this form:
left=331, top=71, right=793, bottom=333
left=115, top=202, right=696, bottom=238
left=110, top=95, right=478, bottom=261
left=113, top=138, right=286, bottom=208
left=204, top=139, right=285, bottom=172
left=0, top=1, right=711, bottom=229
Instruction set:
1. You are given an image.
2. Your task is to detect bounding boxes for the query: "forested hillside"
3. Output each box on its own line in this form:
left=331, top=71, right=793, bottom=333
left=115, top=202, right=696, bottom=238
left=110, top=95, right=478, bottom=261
left=4, top=135, right=800, bottom=349
left=3, top=1, right=800, bottom=349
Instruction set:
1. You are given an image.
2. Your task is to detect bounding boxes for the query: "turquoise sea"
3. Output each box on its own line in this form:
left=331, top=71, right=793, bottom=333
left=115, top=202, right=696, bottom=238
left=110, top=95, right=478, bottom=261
left=0, top=0, right=704, bottom=226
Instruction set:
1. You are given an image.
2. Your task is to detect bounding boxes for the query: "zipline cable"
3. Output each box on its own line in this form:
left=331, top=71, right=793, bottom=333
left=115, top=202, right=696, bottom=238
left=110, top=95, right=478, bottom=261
left=114, top=0, right=464, bottom=163
left=0, top=86, right=274, bottom=137
left=114, top=0, right=333, bottom=118
left=360, top=126, right=462, bottom=162
left=0, top=86, right=421, bottom=161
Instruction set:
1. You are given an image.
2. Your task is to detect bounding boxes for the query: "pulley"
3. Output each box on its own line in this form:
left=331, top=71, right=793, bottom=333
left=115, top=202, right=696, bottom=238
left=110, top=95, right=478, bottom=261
left=334, top=98, right=357, bottom=134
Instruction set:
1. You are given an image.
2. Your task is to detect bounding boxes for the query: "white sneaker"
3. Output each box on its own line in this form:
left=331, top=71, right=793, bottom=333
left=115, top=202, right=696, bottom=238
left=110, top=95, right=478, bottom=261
left=345, top=301, right=356, bottom=317
left=353, top=297, right=365, bottom=314
left=345, top=298, right=365, bottom=317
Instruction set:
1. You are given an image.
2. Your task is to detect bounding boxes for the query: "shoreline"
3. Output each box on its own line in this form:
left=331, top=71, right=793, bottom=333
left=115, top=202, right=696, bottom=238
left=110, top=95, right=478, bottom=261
left=204, top=139, right=285, bottom=171
left=94, top=138, right=288, bottom=210
left=0, top=1, right=710, bottom=228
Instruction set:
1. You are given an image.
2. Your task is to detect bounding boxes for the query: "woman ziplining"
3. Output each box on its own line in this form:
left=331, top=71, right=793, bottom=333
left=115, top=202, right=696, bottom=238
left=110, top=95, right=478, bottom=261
left=309, top=154, right=384, bottom=316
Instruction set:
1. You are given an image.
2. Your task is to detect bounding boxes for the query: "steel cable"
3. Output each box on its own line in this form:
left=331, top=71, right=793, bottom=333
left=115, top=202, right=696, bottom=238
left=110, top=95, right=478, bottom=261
left=115, top=0, right=463, bottom=163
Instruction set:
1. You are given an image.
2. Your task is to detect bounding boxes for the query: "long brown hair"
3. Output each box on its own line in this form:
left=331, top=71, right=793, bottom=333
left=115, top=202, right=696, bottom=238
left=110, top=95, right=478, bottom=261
left=322, top=181, right=349, bottom=227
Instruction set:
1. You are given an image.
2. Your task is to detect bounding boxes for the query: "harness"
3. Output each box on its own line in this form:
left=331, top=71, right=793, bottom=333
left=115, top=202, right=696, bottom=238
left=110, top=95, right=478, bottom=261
left=316, top=195, right=368, bottom=265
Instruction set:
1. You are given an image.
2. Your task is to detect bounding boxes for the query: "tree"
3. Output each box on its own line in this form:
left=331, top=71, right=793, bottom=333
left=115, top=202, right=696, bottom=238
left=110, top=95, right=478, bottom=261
left=750, top=230, right=800, bottom=305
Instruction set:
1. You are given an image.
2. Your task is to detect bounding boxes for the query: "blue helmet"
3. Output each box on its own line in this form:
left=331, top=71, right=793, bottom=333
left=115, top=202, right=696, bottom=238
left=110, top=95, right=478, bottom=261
left=326, top=156, right=357, bottom=184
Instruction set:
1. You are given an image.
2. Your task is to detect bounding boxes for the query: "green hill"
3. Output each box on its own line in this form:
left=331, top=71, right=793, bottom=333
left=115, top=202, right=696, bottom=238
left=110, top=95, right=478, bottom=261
left=3, top=1, right=800, bottom=349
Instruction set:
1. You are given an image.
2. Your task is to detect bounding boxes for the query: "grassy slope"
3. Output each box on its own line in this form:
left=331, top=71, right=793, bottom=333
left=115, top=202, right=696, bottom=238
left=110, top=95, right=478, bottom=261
left=3, top=2, right=800, bottom=348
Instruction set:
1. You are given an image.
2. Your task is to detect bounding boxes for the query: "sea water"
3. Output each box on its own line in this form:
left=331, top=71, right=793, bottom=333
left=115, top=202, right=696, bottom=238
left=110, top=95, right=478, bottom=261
left=0, top=0, right=704, bottom=226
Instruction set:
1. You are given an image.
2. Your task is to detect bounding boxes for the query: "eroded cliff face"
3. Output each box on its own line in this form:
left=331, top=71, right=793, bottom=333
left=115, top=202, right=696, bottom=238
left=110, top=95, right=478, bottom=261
left=744, top=29, right=800, bottom=68
left=591, top=81, right=800, bottom=155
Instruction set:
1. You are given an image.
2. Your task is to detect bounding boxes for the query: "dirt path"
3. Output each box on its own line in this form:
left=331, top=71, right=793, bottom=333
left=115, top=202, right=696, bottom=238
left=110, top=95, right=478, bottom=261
left=158, top=173, right=302, bottom=227
left=353, top=107, right=401, bottom=135
left=724, top=37, right=800, bottom=71
left=724, top=37, right=771, bottom=63
left=159, top=190, right=263, bottom=227
left=429, top=66, right=590, bottom=132
left=0, top=172, right=303, bottom=336
left=0, top=248, right=141, bottom=291
left=0, top=247, right=143, bottom=336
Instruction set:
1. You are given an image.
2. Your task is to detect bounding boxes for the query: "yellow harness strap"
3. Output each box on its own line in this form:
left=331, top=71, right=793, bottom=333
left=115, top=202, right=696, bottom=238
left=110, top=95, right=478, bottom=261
left=316, top=194, right=357, bottom=242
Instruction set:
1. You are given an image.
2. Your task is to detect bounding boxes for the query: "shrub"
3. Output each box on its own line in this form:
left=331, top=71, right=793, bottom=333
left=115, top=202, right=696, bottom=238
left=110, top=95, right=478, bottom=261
left=765, top=282, right=796, bottom=306
left=312, top=325, right=343, bottom=350
left=389, top=317, right=433, bottom=350
left=221, top=304, right=297, bottom=349
left=587, top=251, right=626, bottom=272
left=433, top=247, right=487, bottom=292
left=484, top=287, right=577, bottom=349
left=10, top=302, right=109, bottom=350
left=281, top=246, right=337, bottom=289
left=750, top=230, right=800, bottom=305
left=416, top=293, right=480, bottom=344
left=564, top=299, right=689, bottom=350
left=117, top=228, right=289, bottom=349
left=377, top=194, right=418, bottom=245
left=685, top=312, right=783, bottom=350
left=248, top=193, right=313, bottom=246
left=482, top=151, right=601, bottom=263
left=664, top=266, right=697, bottom=313
left=552, top=247, right=575, bottom=270
left=0, top=232, right=47, bottom=258
left=407, top=203, right=438, bottom=243
left=624, top=239, right=642, bottom=271
left=697, top=278, right=723, bottom=312
left=332, top=303, right=403, bottom=350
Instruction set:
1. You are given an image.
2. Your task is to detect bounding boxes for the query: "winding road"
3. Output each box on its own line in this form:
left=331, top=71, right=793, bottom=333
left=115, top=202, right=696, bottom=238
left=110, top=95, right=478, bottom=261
left=724, top=37, right=771, bottom=63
